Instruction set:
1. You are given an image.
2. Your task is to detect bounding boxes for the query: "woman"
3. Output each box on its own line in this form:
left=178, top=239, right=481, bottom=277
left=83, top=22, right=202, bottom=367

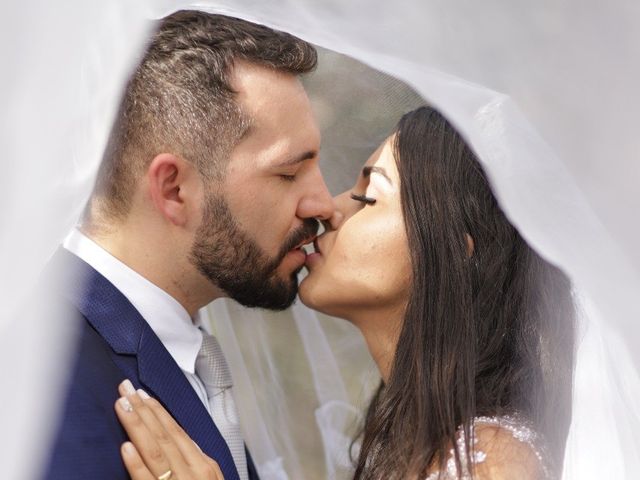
left=115, top=106, right=575, bottom=479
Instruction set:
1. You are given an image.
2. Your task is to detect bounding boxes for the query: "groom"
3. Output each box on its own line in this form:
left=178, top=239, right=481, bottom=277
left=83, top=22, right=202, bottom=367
left=42, top=11, right=334, bottom=480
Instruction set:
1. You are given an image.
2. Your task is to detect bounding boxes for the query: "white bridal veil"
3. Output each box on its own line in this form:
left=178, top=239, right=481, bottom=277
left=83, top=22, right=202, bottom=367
left=2, top=1, right=639, bottom=479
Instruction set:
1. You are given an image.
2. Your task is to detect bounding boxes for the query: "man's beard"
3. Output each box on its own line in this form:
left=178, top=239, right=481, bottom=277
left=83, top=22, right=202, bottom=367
left=189, top=191, right=319, bottom=310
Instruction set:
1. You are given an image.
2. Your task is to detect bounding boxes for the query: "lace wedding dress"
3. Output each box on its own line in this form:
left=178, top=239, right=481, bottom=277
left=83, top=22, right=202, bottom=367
left=426, top=415, right=549, bottom=480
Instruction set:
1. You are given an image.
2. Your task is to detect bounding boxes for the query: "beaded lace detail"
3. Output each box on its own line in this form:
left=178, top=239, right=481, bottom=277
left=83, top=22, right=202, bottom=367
left=424, top=415, right=549, bottom=479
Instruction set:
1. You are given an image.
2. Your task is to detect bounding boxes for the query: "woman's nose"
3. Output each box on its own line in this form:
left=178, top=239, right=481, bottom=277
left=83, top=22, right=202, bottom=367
left=324, top=209, right=344, bottom=231
left=324, top=190, right=350, bottom=231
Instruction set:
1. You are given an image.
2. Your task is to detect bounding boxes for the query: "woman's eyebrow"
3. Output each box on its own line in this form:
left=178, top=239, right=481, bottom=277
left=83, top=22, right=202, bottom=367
left=362, top=166, right=392, bottom=183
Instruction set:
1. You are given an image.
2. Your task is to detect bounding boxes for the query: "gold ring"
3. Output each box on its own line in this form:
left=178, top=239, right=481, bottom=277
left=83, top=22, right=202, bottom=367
left=158, top=470, right=173, bottom=480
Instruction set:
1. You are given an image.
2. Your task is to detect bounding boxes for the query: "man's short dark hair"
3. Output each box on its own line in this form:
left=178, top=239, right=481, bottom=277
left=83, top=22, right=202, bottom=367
left=92, top=10, right=317, bottom=221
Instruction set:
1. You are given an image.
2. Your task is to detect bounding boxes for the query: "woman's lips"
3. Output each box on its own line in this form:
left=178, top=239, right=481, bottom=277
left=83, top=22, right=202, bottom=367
left=304, top=237, right=323, bottom=268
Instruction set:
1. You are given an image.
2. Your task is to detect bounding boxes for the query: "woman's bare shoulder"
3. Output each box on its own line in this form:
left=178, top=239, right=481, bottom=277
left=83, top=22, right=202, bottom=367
left=471, top=417, right=547, bottom=480
left=425, top=416, right=549, bottom=480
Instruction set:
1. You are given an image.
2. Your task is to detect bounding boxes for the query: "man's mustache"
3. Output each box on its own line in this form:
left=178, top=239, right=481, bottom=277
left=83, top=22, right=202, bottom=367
left=276, top=218, right=319, bottom=263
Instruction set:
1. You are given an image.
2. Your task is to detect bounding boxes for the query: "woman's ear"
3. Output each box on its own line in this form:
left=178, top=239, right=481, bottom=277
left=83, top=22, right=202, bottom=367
left=465, top=233, right=475, bottom=258
left=146, top=153, right=192, bottom=227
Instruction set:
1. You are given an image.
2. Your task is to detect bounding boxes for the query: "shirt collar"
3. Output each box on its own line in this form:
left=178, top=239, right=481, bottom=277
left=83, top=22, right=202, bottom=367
left=63, top=228, right=203, bottom=374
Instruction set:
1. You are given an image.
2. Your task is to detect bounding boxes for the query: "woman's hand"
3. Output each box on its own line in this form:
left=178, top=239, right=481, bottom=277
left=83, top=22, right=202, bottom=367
left=115, top=379, right=224, bottom=480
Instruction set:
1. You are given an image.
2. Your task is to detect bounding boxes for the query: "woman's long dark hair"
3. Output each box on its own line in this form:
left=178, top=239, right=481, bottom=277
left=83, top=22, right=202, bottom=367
left=353, top=107, right=575, bottom=479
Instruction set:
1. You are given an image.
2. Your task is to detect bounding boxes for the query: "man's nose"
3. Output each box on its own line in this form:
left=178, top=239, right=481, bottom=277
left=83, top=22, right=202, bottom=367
left=297, top=170, right=335, bottom=221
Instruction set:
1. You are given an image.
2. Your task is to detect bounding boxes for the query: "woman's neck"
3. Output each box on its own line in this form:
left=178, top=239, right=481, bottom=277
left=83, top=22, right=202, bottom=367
left=348, top=306, right=404, bottom=383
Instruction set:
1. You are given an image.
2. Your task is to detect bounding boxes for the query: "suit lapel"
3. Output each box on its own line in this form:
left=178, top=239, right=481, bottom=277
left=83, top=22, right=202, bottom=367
left=51, top=248, right=241, bottom=480
left=246, top=447, right=260, bottom=480
left=136, top=323, right=240, bottom=480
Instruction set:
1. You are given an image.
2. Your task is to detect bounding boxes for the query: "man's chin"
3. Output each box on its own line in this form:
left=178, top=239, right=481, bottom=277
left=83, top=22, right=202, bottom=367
left=266, top=273, right=299, bottom=310
left=228, top=273, right=298, bottom=311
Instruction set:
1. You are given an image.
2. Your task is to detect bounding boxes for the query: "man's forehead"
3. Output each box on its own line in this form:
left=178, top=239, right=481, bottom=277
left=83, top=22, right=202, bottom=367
left=228, top=117, right=320, bottom=171
left=227, top=61, right=319, bottom=165
left=230, top=60, right=305, bottom=113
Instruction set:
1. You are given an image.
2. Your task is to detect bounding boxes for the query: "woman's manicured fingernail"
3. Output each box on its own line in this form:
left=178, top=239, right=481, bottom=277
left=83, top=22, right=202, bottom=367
left=137, top=389, right=150, bottom=400
left=122, top=379, right=136, bottom=395
left=119, top=396, right=133, bottom=412
left=122, top=442, right=136, bottom=456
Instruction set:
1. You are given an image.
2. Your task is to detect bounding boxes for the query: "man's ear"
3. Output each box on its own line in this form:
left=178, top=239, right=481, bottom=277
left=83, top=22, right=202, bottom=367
left=147, top=153, right=194, bottom=226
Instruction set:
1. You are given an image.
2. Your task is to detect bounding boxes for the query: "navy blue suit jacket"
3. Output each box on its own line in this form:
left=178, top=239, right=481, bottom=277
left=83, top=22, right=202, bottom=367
left=41, top=248, right=260, bottom=480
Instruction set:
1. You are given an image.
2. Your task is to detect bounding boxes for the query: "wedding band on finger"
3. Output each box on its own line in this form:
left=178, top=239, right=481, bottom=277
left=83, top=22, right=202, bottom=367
left=157, top=470, right=173, bottom=480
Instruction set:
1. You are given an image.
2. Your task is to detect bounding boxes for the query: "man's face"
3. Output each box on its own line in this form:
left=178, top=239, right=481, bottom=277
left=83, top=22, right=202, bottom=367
left=190, top=62, right=334, bottom=310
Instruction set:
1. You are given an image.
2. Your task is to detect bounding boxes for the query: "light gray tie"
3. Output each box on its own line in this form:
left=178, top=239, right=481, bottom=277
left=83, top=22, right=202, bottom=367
left=195, top=333, right=249, bottom=480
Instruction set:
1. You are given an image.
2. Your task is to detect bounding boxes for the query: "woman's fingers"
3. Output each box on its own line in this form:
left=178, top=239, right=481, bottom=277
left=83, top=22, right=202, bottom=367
left=142, top=395, right=209, bottom=465
left=116, top=380, right=224, bottom=479
left=115, top=392, right=184, bottom=478
left=118, top=380, right=132, bottom=398
left=205, top=455, right=225, bottom=478
left=121, top=442, right=157, bottom=480
left=130, top=394, right=225, bottom=479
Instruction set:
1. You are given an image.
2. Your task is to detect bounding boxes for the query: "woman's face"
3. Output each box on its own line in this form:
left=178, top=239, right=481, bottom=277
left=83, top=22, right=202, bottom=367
left=299, top=136, right=411, bottom=321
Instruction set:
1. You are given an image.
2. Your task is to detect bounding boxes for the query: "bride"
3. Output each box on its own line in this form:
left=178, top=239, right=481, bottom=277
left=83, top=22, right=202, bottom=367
left=114, top=106, right=575, bottom=480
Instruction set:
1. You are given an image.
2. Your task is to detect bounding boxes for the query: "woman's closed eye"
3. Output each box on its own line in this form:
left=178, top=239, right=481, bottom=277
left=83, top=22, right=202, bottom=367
left=350, top=192, right=377, bottom=205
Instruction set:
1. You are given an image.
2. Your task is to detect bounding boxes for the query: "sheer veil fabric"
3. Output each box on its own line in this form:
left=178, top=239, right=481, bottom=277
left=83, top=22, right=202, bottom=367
left=2, top=1, right=639, bottom=479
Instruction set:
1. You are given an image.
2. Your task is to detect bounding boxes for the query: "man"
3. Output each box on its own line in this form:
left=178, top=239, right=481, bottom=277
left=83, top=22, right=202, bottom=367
left=42, top=10, right=334, bottom=480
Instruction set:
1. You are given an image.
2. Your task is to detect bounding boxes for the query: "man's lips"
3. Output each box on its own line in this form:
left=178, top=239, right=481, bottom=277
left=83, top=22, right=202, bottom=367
left=303, top=236, right=323, bottom=269
left=291, top=234, right=318, bottom=253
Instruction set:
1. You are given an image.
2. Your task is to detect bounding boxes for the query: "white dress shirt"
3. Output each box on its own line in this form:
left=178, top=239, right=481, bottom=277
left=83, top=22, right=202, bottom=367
left=63, top=228, right=248, bottom=478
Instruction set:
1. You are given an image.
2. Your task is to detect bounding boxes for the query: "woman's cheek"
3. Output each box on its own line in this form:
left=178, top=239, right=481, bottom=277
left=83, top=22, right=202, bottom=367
left=377, top=218, right=410, bottom=288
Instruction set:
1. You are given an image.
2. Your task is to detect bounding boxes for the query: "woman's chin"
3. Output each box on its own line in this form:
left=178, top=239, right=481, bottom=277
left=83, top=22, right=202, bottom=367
left=298, top=277, right=321, bottom=309
left=298, top=276, right=335, bottom=316
left=299, top=272, right=370, bottom=321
